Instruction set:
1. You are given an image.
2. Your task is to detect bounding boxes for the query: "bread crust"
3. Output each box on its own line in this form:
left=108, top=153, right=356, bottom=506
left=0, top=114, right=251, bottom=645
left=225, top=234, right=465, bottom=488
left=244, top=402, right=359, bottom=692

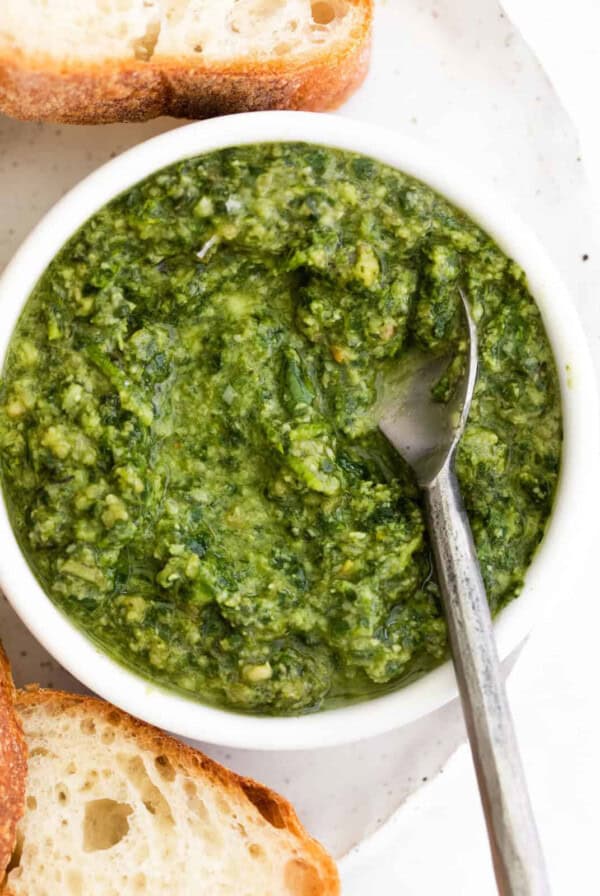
left=0, top=647, right=27, bottom=881
left=0, top=3, right=371, bottom=124
left=12, top=687, right=340, bottom=895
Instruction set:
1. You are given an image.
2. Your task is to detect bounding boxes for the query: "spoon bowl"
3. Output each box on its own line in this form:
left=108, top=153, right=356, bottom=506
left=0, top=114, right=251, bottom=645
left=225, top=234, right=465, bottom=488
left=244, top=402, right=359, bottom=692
left=378, top=291, right=478, bottom=485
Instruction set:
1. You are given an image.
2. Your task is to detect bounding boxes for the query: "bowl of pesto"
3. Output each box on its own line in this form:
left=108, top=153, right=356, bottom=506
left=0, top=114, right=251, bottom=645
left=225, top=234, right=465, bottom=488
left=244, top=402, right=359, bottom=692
left=0, top=113, right=596, bottom=750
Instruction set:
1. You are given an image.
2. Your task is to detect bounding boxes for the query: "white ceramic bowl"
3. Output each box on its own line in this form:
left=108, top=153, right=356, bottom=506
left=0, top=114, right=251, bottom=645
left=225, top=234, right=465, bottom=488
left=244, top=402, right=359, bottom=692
left=0, top=112, right=597, bottom=750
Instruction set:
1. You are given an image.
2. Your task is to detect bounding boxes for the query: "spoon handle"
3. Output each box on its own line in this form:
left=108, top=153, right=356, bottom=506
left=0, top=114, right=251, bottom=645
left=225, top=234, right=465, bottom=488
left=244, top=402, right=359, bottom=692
left=424, top=460, right=551, bottom=896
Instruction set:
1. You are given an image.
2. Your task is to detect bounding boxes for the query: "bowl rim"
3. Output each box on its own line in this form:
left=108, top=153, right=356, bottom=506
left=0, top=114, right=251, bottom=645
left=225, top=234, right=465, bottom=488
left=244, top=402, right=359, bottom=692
left=0, top=111, right=597, bottom=750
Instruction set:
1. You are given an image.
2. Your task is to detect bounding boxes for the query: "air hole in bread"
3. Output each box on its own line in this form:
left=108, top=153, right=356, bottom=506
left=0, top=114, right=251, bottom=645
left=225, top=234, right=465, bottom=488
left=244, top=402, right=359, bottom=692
left=132, top=18, right=161, bottom=61
left=311, top=1, right=337, bottom=25
left=80, top=770, right=98, bottom=792
left=30, top=746, right=50, bottom=758
left=194, top=43, right=204, bottom=53
left=133, top=872, right=147, bottom=892
left=6, top=832, right=23, bottom=873
left=183, top=779, right=196, bottom=798
left=83, top=798, right=133, bottom=852
left=213, top=791, right=229, bottom=814
left=284, top=858, right=322, bottom=895
left=182, top=780, right=223, bottom=846
left=154, top=754, right=176, bottom=783
left=241, top=782, right=286, bottom=829
left=80, top=718, right=96, bottom=736
left=56, top=783, right=69, bottom=804
left=248, top=842, right=264, bottom=859
left=184, top=782, right=208, bottom=821
left=117, top=755, right=174, bottom=829
left=26, top=795, right=37, bottom=811
left=101, top=727, right=116, bottom=745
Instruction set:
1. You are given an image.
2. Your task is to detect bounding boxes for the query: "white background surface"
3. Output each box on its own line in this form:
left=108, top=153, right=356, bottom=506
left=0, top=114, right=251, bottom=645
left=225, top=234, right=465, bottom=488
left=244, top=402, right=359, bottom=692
left=0, top=1, right=598, bottom=893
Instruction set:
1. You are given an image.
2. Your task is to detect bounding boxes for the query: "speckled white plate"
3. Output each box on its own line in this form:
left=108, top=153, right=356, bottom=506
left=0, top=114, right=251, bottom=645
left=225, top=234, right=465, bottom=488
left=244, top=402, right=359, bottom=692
left=0, top=0, right=596, bottom=876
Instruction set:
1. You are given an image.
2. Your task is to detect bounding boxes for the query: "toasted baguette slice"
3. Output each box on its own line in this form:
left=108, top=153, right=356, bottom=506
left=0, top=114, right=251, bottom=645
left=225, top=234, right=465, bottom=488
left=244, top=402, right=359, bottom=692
left=0, top=649, right=26, bottom=879
left=0, top=0, right=372, bottom=124
left=2, top=688, right=339, bottom=896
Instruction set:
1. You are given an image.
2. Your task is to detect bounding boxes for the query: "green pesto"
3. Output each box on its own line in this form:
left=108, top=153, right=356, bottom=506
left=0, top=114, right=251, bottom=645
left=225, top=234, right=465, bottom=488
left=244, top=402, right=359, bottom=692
left=0, top=144, right=561, bottom=714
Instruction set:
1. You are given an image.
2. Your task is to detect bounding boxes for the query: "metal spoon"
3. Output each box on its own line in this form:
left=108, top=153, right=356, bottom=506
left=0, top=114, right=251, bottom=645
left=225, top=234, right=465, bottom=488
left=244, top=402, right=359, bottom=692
left=379, top=292, right=551, bottom=895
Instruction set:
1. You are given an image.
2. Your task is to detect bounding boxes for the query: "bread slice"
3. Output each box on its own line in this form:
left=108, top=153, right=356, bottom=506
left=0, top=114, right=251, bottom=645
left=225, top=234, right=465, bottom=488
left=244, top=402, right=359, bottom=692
left=0, top=649, right=26, bottom=881
left=2, top=688, right=339, bottom=895
left=0, top=0, right=372, bottom=124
